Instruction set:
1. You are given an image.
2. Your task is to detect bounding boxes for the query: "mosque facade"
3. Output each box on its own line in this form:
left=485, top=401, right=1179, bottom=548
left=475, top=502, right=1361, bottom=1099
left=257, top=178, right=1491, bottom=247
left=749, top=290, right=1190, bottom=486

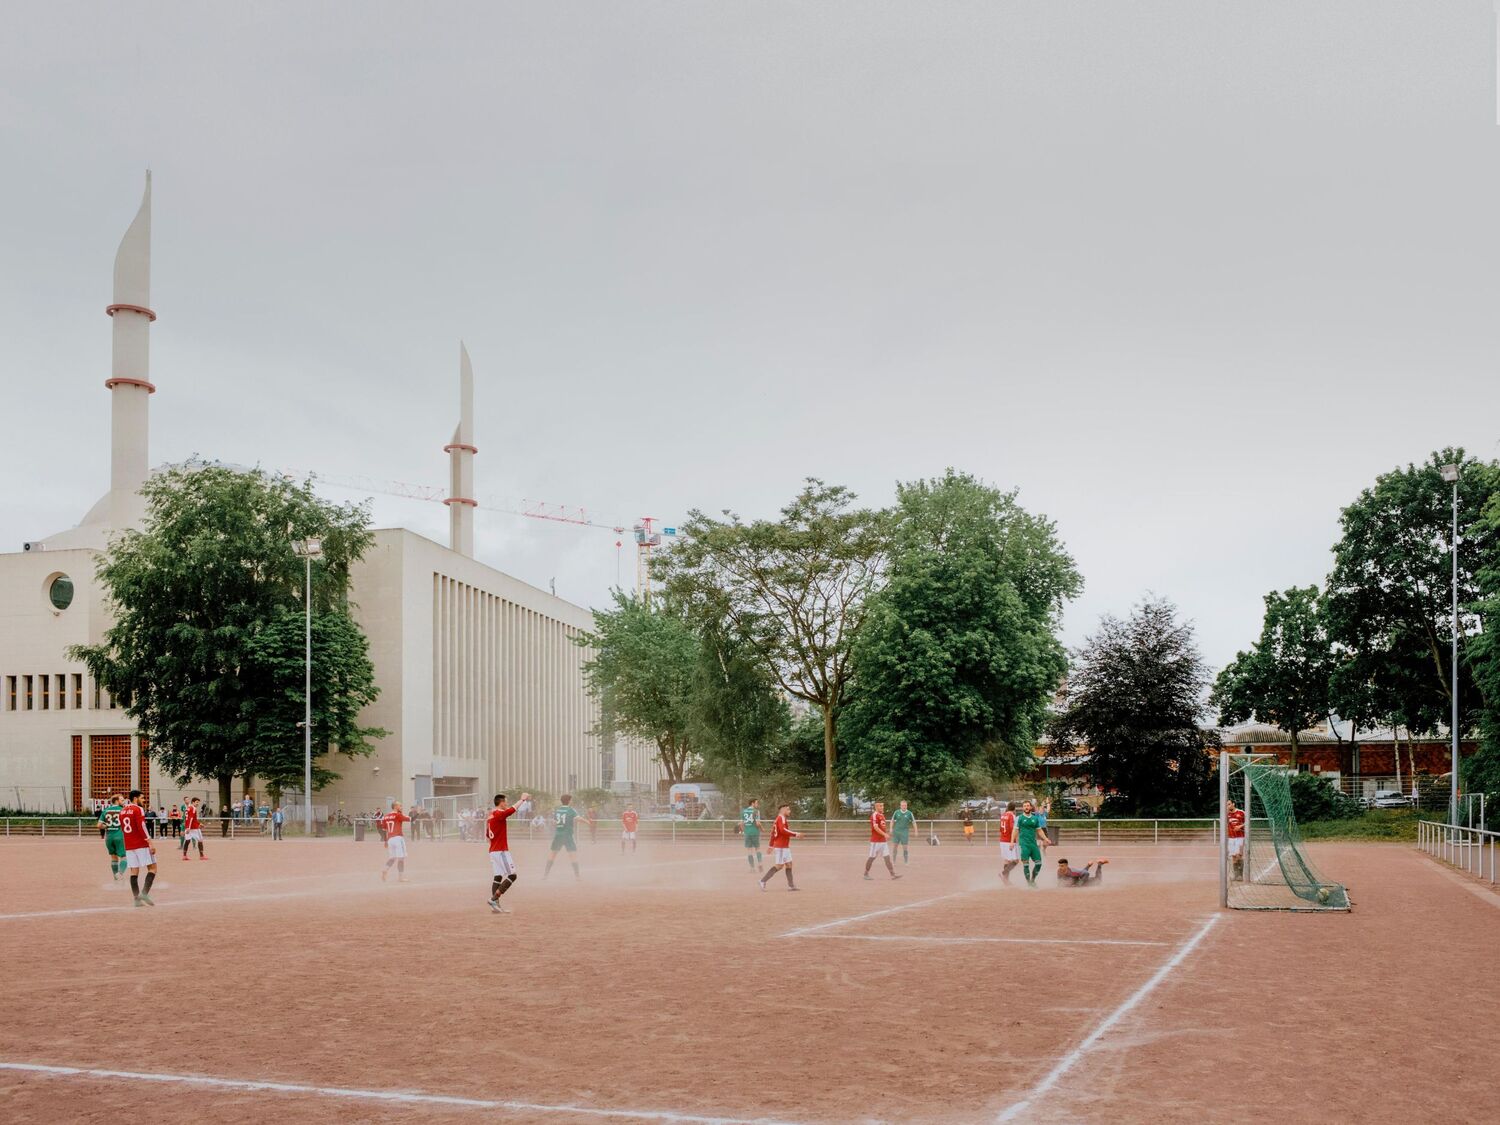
left=0, top=179, right=659, bottom=816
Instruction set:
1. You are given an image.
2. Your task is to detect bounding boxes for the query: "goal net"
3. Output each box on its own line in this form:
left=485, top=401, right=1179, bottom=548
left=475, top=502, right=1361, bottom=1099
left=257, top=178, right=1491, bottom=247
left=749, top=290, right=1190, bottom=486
left=1222, top=753, right=1350, bottom=912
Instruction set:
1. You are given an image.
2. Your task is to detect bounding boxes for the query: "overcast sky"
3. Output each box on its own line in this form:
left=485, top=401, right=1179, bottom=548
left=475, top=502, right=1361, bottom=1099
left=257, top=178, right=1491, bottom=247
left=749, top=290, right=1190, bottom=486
left=3, top=1, right=1498, bottom=675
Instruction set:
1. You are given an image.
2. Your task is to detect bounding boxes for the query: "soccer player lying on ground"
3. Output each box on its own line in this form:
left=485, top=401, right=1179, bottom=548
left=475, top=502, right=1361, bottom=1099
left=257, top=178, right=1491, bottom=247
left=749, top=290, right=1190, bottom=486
left=486, top=791, right=529, bottom=913
left=758, top=804, right=801, bottom=891
left=120, top=790, right=159, bottom=906
left=98, top=793, right=126, bottom=881
left=1055, top=857, right=1109, bottom=886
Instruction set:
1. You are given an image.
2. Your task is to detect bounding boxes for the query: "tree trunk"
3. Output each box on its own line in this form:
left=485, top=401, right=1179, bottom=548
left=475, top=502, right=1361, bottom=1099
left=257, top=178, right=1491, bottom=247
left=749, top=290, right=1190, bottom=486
left=1288, top=729, right=1299, bottom=770
left=217, top=774, right=232, bottom=815
left=823, top=704, right=838, bottom=817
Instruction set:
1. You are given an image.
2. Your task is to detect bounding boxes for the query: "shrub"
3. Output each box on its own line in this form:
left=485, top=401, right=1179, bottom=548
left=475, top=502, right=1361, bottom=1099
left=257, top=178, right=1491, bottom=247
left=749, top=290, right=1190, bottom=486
left=1288, top=771, right=1361, bottom=822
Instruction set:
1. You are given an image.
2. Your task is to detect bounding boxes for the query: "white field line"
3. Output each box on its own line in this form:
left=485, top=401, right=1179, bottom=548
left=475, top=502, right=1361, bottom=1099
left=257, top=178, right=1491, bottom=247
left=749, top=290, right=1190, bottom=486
left=992, top=913, right=1221, bottom=1123
left=797, top=934, right=1169, bottom=947
left=780, top=891, right=971, bottom=938
left=0, top=855, right=746, bottom=922
left=0, top=1061, right=805, bottom=1124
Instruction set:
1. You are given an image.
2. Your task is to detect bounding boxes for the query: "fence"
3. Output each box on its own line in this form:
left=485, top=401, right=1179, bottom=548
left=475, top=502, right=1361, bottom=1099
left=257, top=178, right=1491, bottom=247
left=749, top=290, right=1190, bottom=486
left=1416, top=819, right=1500, bottom=885
left=2, top=814, right=1251, bottom=845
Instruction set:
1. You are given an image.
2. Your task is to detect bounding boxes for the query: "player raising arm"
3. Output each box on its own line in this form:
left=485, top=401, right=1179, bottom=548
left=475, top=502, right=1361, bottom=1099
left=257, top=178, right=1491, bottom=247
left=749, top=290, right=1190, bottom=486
left=486, top=792, right=529, bottom=913
left=863, top=801, right=901, bottom=881
left=543, top=796, right=583, bottom=881
left=120, top=790, right=158, bottom=906
left=758, top=804, right=801, bottom=892
left=380, top=803, right=411, bottom=883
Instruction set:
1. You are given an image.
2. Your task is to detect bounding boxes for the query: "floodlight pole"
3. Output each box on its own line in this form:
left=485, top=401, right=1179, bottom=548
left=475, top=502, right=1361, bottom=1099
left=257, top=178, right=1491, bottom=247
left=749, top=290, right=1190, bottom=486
left=1441, top=464, right=1461, bottom=826
left=294, top=536, right=324, bottom=835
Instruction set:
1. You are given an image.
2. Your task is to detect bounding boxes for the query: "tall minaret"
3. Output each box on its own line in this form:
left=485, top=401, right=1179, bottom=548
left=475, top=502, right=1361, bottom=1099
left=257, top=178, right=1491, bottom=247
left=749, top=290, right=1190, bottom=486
left=105, top=173, right=155, bottom=530
left=443, top=342, right=477, bottom=556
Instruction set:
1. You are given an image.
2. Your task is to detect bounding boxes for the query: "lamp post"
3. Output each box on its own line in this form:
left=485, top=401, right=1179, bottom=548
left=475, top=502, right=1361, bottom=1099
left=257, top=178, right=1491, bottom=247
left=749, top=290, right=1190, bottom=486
left=294, top=536, right=323, bottom=834
left=1439, top=464, right=1460, bottom=825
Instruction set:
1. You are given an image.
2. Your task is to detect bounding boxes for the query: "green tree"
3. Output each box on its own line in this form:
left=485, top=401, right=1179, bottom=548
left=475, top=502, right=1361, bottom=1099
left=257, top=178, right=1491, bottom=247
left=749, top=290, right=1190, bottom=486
left=1464, top=490, right=1500, bottom=827
left=841, top=471, right=1079, bottom=806
left=1049, top=597, right=1220, bottom=815
left=576, top=591, right=699, bottom=783
left=690, top=621, right=792, bottom=810
left=72, top=463, right=383, bottom=812
left=1324, top=450, right=1500, bottom=739
left=660, top=480, right=885, bottom=815
left=1210, top=586, right=1333, bottom=768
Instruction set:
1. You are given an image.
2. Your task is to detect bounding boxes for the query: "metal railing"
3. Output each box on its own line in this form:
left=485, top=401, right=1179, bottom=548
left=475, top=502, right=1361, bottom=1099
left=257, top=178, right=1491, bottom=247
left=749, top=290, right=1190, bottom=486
left=346, top=816, right=1237, bottom=847
left=1417, top=819, right=1499, bottom=885
left=2, top=814, right=1250, bottom=846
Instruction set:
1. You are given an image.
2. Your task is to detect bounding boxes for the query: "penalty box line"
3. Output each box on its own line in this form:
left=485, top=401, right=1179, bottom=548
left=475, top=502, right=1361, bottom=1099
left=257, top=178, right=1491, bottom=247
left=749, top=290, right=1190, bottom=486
left=993, top=913, right=1222, bottom=1123
left=0, top=1061, right=807, bottom=1125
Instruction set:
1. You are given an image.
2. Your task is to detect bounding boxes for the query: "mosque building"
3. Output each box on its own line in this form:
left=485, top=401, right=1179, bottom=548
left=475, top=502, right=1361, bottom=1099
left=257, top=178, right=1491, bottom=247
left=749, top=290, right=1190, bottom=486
left=0, top=178, right=660, bottom=816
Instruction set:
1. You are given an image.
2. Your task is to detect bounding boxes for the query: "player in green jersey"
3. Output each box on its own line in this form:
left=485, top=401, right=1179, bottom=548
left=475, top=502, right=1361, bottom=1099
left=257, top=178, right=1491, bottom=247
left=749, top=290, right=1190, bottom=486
left=741, top=799, right=764, bottom=872
left=1016, top=799, right=1048, bottom=886
left=543, top=795, right=582, bottom=880
left=890, top=799, right=915, bottom=865
left=97, top=794, right=126, bottom=880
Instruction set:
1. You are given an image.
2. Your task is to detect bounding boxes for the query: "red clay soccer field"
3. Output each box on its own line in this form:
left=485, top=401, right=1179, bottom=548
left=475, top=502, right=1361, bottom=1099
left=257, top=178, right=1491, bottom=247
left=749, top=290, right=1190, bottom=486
left=1, top=833, right=1497, bottom=1124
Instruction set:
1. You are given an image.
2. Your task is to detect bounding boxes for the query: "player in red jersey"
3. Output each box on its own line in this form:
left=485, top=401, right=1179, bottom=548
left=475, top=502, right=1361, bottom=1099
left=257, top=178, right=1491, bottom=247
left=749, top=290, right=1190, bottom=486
left=120, top=790, right=159, bottom=907
left=997, top=801, right=1019, bottom=884
left=862, top=801, right=901, bottom=881
left=179, top=797, right=207, bottom=860
left=621, top=806, right=640, bottom=853
left=486, top=791, right=529, bottom=913
left=586, top=805, right=599, bottom=845
left=1226, top=798, right=1247, bottom=880
left=380, top=803, right=411, bottom=883
left=757, top=804, right=801, bottom=892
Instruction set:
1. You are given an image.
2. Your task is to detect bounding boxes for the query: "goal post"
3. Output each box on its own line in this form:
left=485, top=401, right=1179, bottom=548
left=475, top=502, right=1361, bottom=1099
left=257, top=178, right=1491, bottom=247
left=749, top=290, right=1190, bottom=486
left=1220, top=752, right=1350, bottom=912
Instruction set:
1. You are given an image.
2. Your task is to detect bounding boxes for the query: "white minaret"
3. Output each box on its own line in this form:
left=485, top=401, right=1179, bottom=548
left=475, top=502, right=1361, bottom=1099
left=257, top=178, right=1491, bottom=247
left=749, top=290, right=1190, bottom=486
left=444, top=342, right=477, bottom=556
left=106, top=172, right=155, bottom=530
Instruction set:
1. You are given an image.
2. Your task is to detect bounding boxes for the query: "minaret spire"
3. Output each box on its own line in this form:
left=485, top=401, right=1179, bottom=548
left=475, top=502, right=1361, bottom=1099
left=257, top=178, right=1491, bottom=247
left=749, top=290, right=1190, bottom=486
left=444, top=342, right=477, bottom=556
left=105, top=171, right=155, bottom=530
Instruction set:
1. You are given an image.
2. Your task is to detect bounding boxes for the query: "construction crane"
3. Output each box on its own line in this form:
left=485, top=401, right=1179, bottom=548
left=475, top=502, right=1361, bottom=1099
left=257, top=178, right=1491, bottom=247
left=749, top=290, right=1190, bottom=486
left=292, top=468, right=675, bottom=603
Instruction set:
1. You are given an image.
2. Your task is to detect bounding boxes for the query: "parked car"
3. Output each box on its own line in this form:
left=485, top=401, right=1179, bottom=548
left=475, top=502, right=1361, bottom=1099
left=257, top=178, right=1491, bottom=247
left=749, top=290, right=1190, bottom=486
left=957, top=798, right=1001, bottom=818
left=1371, top=790, right=1414, bottom=810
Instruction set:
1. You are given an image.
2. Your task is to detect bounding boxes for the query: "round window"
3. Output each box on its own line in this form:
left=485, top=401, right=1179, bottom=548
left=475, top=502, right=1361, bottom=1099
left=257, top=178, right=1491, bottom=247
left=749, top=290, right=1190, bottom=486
left=48, top=575, right=74, bottom=611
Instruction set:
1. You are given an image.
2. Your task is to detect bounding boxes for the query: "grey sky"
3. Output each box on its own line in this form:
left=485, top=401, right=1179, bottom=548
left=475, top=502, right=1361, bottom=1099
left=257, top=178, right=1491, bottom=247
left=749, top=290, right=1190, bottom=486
left=3, top=1, right=1498, bottom=677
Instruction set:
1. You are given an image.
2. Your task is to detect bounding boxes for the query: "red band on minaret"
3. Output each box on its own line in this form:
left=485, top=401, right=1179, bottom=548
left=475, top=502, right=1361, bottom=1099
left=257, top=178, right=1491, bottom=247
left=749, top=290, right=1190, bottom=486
left=443, top=497, right=478, bottom=507
left=106, top=304, right=158, bottom=322
left=443, top=443, right=478, bottom=454
left=104, top=378, right=157, bottom=393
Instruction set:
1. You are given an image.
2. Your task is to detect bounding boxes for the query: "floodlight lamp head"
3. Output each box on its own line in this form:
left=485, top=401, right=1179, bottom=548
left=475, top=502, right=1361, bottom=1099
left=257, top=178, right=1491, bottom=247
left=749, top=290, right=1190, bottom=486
left=1440, top=464, right=1460, bottom=484
left=306, top=536, right=323, bottom=557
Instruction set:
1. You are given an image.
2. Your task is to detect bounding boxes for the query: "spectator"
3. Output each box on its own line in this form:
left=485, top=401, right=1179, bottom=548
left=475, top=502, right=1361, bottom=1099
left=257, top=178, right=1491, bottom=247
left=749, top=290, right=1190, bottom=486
left=145, top=806, right=159, bottom=837
left=271, top=805, right=285, bottom=840
left=168, top=804, right=182, bottom=838
left=220, top=805, right=230, bottom=836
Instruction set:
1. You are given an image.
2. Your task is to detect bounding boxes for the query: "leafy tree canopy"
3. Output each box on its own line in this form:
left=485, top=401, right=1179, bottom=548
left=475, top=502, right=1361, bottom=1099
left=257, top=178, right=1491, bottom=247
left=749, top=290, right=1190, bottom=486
left=72, top=463, right=384, bottom=809
left=659, top=479, right=885, bottom=815
left=1050, top=596, right=1219, bottom=816
left=1210, top=586, right=1333, bottom=766
left=841, top=471, right=1079, bottom=806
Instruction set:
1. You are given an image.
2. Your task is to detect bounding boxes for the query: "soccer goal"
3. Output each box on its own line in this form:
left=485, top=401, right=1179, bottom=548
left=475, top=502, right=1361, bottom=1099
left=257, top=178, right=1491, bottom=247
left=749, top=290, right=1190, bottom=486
left=1221, top=752, right=1350, bottom=912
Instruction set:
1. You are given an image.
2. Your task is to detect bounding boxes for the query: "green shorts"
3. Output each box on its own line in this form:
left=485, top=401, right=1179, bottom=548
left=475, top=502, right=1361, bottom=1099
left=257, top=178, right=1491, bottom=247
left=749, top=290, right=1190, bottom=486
left=105, top=834, right=125, bottom=859
left=891, top=832, right=909, bottom=846
left=1019, top=840, right=1043, bottom=864
left=744, top=831, right=761, bottom=849
left=550, top=835, right=577, bottom=854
